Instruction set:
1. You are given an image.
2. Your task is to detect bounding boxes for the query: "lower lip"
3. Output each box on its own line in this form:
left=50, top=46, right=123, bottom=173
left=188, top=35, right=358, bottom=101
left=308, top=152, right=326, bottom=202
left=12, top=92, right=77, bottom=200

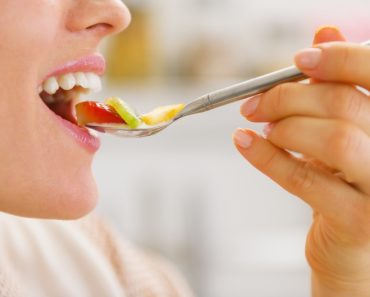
left=54, top=114, right=101, bottom=153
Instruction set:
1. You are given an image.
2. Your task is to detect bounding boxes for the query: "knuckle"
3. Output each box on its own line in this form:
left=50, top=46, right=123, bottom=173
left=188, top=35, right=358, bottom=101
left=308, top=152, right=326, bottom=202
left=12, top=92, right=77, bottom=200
left=328, top=85, right=363, bottom=120
left=288, top=161, right=315, bottom=193
left=258, top=149, right=280, bottom=172
left=328, top=123, right=361, bottom=161
left=270, top=83, right=293, bottom=114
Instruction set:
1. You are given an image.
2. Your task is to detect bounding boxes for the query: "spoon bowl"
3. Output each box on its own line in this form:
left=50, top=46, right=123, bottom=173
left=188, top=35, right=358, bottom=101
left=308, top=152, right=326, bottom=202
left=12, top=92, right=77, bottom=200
left=87, top=121, right=173, bottom=138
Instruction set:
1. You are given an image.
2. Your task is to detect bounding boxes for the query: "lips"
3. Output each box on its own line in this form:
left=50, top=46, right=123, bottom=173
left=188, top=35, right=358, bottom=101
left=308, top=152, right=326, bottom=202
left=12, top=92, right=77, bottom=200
left=38, top=54, right=105, bottom=152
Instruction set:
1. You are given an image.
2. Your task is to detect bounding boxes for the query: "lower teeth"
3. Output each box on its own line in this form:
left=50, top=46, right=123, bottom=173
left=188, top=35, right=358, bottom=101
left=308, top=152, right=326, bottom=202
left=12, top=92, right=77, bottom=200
left=40, top=88, right=81, bottom=105
left=41, top=92, right=56, bottom=104
left=87, top=127, right=99, bottom=137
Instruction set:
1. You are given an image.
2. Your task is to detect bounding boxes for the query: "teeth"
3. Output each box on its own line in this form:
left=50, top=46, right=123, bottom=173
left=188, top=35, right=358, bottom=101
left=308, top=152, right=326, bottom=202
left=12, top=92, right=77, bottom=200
left=42, top=93, right=56, bottom=104
left=40, top=72, right=102, bottom=97
left=58, top=73, right=76, bottom=91
left=87, top=127, right=99, bottom=138
left=85, top=73, right=102, bottom=92
left=75, top=72, right=89, bottom=88
left=43, top=76, right=59, bottom=95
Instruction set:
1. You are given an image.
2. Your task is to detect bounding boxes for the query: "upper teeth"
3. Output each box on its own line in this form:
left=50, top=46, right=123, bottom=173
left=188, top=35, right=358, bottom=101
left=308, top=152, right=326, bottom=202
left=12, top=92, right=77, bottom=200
left=40, top=72, right=102, bottom=95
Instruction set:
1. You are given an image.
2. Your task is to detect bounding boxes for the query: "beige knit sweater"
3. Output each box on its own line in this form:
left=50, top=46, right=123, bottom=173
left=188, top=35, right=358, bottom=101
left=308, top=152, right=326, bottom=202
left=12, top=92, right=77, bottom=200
left=0, top=213, right=194, bottom=297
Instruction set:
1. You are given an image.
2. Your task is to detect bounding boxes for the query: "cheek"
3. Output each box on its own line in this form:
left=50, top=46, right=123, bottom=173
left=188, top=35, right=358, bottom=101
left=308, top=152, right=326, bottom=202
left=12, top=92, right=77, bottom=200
left=0, top=1, right=99, bottom=219
left=0, top=0, right=60, bottom=74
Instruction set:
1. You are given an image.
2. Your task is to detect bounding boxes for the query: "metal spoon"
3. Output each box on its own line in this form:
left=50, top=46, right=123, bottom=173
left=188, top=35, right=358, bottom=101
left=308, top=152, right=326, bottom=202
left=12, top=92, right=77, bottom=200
left=87, top=65, right=306, bottom=137
left=87, top=40, right=370, bottom=138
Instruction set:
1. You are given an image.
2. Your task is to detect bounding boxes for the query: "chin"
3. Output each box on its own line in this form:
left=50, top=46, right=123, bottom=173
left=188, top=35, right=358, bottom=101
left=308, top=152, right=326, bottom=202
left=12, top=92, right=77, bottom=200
left=3, top=168, right=100, bottom=220
left=51, top=175, right=99, bottom=220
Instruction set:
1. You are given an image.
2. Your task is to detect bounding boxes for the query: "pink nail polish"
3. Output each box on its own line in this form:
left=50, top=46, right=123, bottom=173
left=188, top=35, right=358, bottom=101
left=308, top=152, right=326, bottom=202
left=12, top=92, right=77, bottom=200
left=295, top=48, right=322, bottom=69
left=234, top=129, right=253, bottom=149
left=263, top=123, right=274, bottom=136
left=241, top=95, right=260, bottom=117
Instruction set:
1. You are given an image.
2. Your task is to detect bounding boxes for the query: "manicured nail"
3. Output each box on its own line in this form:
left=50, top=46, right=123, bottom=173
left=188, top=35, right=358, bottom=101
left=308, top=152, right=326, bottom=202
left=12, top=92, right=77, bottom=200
left=263, top=123, right=274, bottom=136
left=315, top=25, right=340, bottom=37
left=295, top=48, right=322, bottom=69
left=241, top=95, right=260, bottom=117
left=233, top=129, right=253, bottom=149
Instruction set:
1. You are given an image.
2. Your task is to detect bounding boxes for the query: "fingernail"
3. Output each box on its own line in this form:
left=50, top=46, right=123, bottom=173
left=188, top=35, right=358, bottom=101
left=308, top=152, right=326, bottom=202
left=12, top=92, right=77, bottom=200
left=263, top=123, right=274, bottom=137
left=233, top=129, right=253, bottom=149
left=295, top=48, right=322, bottom=69
left=316, top=25, right=339, bottom=34
left=241, top=95, right=260, bottom=117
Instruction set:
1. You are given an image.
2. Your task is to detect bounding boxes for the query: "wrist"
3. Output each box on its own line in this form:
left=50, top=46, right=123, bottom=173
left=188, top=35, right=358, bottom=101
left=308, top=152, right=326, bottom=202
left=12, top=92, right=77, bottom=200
left=307, top=223, right=370, bottom=296
left=308, top=241, right=370, bottom=296
left=312, top=271, right=370, bottom=297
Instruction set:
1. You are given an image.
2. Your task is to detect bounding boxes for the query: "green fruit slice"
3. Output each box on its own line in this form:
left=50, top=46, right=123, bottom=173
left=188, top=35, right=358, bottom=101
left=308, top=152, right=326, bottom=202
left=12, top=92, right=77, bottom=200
left=105, top=97, right=142, bottom=129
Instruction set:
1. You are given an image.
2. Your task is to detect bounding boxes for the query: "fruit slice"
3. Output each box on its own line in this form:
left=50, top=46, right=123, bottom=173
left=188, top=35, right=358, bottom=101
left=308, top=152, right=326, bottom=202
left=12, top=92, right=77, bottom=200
left=75, top=101, right=126, bottom=126
left=105, top=97, right=142, bottom=129
left=140, top=104, right=185, bottom=126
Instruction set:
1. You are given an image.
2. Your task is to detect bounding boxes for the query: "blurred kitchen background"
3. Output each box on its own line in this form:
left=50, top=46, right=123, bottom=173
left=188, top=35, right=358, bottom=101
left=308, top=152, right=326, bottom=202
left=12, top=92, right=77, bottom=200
left=90, top=1, right=370, bottom=296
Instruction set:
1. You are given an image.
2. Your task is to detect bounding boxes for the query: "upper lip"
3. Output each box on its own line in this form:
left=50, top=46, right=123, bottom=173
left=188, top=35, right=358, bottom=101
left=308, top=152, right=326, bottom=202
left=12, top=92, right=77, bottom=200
left=40, top=53, right=106, bottom=85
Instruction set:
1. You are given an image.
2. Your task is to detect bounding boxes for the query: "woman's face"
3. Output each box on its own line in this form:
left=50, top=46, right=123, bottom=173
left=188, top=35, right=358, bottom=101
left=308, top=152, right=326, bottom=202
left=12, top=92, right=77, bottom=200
left=0, top=0, right=130, bottom=219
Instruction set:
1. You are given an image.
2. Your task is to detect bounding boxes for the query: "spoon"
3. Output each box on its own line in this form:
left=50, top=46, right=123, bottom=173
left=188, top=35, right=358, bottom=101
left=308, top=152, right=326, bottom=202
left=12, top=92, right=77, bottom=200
left=87, top=40, right=370, bottom=138
left=87, top=65, right=306, bottom=137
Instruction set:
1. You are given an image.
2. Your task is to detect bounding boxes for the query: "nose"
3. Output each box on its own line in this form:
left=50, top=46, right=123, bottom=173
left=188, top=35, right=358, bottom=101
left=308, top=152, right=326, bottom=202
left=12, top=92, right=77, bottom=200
left=67, top=0, right=131, bottom=37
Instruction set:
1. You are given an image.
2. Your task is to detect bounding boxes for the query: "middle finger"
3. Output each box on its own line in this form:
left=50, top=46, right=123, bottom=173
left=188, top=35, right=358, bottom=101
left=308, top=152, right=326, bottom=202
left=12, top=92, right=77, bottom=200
left=242, top=82, right=370, bottom=135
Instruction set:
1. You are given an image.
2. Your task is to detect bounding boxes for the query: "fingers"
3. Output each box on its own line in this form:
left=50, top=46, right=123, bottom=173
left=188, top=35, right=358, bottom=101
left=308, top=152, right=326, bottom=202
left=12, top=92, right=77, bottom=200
left=295, top=42, right=370, bottom=90
left=232, top=129, right=361, bottom=221
left=264, top=117, right=370, bottom=193
left=241, top=82, right=370, bottom=135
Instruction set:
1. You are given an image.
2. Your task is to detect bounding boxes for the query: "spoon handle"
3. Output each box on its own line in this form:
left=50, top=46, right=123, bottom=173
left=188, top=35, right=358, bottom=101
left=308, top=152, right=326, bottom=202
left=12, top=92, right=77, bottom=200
left=178, top=40, right=370, bottom=119
left=178, top=65, right=306, bottom=118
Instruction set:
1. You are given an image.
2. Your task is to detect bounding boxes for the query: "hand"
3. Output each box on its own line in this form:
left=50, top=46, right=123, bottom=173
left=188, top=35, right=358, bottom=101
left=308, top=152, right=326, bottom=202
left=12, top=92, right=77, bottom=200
left=233, top=26, right=370, bottom=296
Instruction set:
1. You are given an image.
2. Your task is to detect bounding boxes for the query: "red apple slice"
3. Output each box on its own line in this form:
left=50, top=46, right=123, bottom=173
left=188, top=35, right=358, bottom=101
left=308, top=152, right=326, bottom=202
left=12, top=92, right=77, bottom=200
left=75, top=101, right=126, bottom=126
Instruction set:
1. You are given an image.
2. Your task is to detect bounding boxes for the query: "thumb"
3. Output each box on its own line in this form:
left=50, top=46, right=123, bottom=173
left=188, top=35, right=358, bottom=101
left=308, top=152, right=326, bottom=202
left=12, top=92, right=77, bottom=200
left=310, top=26, right=346, bottom=83
left=313, top=25, right=346, bottom=45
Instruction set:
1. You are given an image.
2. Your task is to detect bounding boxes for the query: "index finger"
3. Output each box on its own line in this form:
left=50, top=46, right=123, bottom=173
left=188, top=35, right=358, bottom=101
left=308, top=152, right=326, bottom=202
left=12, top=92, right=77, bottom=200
left=295, top=41, right=370, bottom=90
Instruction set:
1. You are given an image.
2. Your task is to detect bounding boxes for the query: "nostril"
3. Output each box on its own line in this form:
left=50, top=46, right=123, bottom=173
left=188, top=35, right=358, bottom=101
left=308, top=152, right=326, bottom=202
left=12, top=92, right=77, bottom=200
left=86, top=23, right=113, bottom=33
left=66, top=1, right=130, bottom=36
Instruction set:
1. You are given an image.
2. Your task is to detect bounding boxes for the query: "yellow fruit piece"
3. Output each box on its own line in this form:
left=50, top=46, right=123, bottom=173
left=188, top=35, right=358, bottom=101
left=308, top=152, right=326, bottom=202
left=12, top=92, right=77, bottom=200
left=140, top=104, right=185, bottom=126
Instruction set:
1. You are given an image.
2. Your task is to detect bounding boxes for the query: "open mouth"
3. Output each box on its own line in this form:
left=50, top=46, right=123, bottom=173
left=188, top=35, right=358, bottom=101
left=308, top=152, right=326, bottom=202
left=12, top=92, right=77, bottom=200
left=39, top=72, right=102, bottom=125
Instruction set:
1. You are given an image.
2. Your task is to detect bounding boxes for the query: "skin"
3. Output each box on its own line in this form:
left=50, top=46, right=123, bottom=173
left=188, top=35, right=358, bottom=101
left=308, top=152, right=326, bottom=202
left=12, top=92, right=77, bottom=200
left=1, top=2, right=367, bottom=295
left=0, top=0, right=130, bottom=219
left=234, top=26, right=370, bottom=296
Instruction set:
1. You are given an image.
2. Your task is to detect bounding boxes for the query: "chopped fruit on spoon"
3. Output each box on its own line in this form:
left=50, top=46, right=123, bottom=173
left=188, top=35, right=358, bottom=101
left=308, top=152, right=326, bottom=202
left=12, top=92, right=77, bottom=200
left=74, top=97, right=185, bottom=128
left=75, top=101, right=125, bottom=126
left=105, top=97, right=142, bottom=129
left=140, top=104, right=185, bottom=125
